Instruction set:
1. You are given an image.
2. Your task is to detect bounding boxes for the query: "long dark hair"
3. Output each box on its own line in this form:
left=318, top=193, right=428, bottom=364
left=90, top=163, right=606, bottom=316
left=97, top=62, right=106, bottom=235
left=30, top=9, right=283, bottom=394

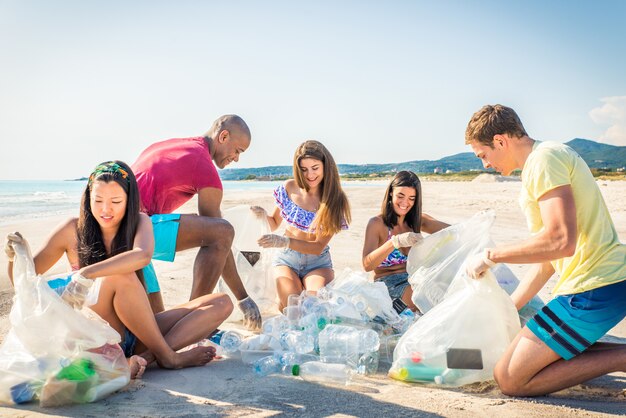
left=77, top=160, right=144, bottom=286
left=381, top=171, right=422, bottom=232
left=292, top=140, right=351, bottom=236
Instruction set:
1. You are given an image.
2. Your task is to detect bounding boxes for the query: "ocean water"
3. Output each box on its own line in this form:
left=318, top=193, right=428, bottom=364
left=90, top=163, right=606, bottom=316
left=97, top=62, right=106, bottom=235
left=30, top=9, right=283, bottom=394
left=0, top=180, right=383, bottom=224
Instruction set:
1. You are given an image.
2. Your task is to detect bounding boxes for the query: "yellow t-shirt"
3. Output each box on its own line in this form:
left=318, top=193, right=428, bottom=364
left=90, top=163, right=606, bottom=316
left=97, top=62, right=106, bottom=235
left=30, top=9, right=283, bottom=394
left=519, top=141, right=626, bottom=295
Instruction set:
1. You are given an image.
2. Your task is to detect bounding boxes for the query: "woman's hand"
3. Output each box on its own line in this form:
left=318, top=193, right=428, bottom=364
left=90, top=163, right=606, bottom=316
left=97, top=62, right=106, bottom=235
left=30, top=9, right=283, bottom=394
left=4, top=232, right=24, bottom=262
left=250, top=206, right=268, bottom=219
left=258, top=234, right=290, bottom=248
left=61, top=272, right=94, bottom=309
left=391, top=232, right=423, bottom=249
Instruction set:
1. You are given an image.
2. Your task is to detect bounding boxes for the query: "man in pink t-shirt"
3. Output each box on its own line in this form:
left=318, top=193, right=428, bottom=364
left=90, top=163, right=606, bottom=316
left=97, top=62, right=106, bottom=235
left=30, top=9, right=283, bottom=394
left=132, top=115, right=261, bottom=330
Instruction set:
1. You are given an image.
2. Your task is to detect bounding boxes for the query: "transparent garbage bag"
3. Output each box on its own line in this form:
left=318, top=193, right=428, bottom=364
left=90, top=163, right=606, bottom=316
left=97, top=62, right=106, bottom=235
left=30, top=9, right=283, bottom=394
left=0, top=238, right=130, bottom=406
left=218, top=205, right=279, bottom=321
left=325, top=268, right=399, bottom=323
left=389, top=271, right=520, bottom=386
left=407, top=209, right=544, bottom=324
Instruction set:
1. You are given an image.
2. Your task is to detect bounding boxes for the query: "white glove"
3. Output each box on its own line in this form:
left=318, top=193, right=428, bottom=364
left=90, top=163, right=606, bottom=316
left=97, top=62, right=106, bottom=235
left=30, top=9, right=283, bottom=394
left=238, top=296, right=262, bottom=331
left=250, top=206, right=268, bottom=219
left=61, top=272, right=94, bottom=309
left=391, top=232, right=423, bottom=249
left=4, top=232, right=23, bottom=262
left=465, top=249, right=497, bottom=279
left=258, top=234, right=290, bottom=249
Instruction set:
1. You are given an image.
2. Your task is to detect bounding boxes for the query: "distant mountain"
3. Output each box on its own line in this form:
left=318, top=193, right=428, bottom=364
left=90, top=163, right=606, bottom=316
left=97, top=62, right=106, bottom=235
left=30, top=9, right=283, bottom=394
left=219, top=138, right=626, bottom=180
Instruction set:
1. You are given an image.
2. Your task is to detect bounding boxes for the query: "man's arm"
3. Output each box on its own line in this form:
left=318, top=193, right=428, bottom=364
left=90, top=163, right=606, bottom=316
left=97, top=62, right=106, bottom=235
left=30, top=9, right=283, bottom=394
left=489, top=184, right=577, bottom=264
left=511, top=261, right=555, bottom=310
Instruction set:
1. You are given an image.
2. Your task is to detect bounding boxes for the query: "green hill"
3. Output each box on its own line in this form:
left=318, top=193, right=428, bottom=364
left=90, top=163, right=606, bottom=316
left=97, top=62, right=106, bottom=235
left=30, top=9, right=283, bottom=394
left=219, top=138, right=626, bottom=180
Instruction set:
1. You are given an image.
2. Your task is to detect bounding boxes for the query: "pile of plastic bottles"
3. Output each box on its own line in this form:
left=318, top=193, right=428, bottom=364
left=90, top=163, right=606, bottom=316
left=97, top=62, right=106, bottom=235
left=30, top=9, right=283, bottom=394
left=211, top=270, right=419, bottom=385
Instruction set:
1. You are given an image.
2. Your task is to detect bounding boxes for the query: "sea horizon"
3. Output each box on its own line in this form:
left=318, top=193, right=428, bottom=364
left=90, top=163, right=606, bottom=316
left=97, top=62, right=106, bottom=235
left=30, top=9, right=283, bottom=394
left=0, top=179, right=388, bottom=225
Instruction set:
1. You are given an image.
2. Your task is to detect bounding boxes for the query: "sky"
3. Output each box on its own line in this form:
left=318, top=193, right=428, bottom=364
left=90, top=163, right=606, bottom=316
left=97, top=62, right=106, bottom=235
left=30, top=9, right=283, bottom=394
left=1, top=0, right=625, bottom=180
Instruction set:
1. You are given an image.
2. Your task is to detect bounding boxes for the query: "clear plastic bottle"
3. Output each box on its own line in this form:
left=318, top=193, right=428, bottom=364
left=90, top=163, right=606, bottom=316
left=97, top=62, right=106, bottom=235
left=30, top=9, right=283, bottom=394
left=220, top=331, right=244, bottom=354
left=253, top=353, right=319, bottom=377
left=291, top=361, right=352, bottom=385
left=357, top=351, right=380, bottom=375
left=318, top=325, right=380, bottom=366
left=279, top=330, right=315, bottom=354
left=262, top=315, right=290, bottom=338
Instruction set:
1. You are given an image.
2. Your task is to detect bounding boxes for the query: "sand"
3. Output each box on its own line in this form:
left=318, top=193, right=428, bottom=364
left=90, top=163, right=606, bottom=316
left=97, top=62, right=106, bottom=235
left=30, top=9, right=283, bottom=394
left=1, top=181, right=625, bottom=417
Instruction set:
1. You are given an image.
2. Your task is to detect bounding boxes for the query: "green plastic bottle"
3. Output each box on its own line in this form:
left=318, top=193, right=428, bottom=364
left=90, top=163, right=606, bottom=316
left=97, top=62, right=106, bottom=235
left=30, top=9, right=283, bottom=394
left=56, top=359, right=96, bottom=381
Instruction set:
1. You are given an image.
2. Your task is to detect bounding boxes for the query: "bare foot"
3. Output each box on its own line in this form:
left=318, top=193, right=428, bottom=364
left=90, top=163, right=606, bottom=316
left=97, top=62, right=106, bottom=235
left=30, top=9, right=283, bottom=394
left=128, top=355, right=147, bottom=379
left=158, top=346, right=216, bottom=369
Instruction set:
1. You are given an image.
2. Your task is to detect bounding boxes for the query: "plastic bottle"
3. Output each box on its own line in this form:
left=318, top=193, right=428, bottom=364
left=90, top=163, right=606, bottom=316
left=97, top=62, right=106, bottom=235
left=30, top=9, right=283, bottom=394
left=10, top=381, right=36, bottom=404
left=434, top=368, right=464, bottom=385
left=291, top=361, right=352, bottom=385
left=253, top=353, right=320, bottom=377
left=318, top=325, right=380, bottom=366
left=56, top=358, right=96, bottom=381
left=357, top=351, right=380, bottom=375
left=262, top=315, right=290, bottom=338
left=220, top=331, right=244, bottom=353
left=253, top=354, right=283, bottom=376
left=279, top=330, right=315, bottom=354
left=300, top=295, right=320, bottom=315
left=389, top=355, right=446, bottom=382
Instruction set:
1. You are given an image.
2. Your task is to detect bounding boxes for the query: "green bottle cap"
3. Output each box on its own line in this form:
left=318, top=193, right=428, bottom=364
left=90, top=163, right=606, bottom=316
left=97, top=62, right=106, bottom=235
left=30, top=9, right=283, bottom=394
left=291, top=364, right=300, bottom=376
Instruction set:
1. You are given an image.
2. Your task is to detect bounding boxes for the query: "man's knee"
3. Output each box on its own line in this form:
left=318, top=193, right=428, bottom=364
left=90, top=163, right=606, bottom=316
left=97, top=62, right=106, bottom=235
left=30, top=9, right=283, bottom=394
left=494, top=360, right=526, bottom=397
left=198, top=217, right=234, bottom=249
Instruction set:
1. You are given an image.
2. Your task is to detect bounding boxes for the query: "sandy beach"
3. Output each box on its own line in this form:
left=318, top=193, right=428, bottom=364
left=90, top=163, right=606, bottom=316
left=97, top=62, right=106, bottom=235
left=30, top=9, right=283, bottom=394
left=1, top=180, right=625, bottom=417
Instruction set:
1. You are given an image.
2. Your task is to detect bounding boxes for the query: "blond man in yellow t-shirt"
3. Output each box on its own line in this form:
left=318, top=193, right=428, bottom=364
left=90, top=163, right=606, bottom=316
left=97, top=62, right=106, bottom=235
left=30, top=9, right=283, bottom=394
left=464, top=104, right=626, bottom=397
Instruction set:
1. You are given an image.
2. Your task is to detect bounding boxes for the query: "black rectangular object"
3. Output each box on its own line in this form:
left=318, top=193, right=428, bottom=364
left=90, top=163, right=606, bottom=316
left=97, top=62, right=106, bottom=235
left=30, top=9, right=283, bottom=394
left=392, top=298, right=408, bottom=314
left=446, top=348, right=484, bottom=370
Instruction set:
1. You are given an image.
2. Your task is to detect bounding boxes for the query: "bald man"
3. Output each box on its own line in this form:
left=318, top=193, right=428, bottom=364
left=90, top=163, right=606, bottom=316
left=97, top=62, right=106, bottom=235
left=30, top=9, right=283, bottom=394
left=132, top=115, right=262, bottom=330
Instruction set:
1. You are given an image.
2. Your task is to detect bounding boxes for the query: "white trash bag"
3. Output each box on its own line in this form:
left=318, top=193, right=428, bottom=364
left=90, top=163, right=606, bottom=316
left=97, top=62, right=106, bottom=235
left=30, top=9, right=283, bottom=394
left=218, top=205, right=280, bottom=321
left=389, top=271, right=520, bottom=386
left=0, top=238, right=129, bottom=407
left=407, top=209, right=543, bottom=324
left=325, top=268, right=400, bottom=323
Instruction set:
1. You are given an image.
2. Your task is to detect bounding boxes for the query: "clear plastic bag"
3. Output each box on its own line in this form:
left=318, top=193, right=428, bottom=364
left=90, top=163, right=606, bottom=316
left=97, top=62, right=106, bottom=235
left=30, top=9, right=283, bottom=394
left=389, top=271, right=521, bottom=386
left=0, top=238, right=130, bottom=406
left=218, top=205, right=279, bottom=321
left=407, top=210, right=543, bottom=324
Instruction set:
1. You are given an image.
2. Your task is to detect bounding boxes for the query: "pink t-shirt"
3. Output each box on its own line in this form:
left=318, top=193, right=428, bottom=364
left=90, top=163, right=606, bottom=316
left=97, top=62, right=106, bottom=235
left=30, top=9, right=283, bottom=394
left=132, top=137, right=223, bottom=215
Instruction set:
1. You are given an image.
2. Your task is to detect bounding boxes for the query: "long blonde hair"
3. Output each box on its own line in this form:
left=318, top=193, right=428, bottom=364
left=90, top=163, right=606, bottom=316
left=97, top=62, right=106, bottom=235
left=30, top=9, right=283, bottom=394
left=293, top=140, right=351, bottom=236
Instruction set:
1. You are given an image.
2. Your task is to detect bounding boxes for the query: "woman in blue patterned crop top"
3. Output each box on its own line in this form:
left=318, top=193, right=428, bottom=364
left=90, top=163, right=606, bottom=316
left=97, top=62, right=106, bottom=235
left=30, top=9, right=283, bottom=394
left=362, top=171, right=449, bottom=312
left=254, top=140, right=351, bottom=310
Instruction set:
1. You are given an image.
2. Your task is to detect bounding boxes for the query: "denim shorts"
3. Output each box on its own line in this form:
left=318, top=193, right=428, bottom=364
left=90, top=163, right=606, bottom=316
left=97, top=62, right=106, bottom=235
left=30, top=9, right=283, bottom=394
left=376, top=272, right=410, bottom=300
left=141, top=213, right=182, bottom=294
left=527, top=279, right=626, bottom=360
left=272, top=246, right=333, bottom=279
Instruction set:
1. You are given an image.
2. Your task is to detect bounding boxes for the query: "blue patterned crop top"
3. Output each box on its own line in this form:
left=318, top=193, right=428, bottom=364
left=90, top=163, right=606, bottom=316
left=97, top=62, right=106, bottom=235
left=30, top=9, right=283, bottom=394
left=273, top=184, right=348, bottom=232
left=379, top=229, right=408, bottom=268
